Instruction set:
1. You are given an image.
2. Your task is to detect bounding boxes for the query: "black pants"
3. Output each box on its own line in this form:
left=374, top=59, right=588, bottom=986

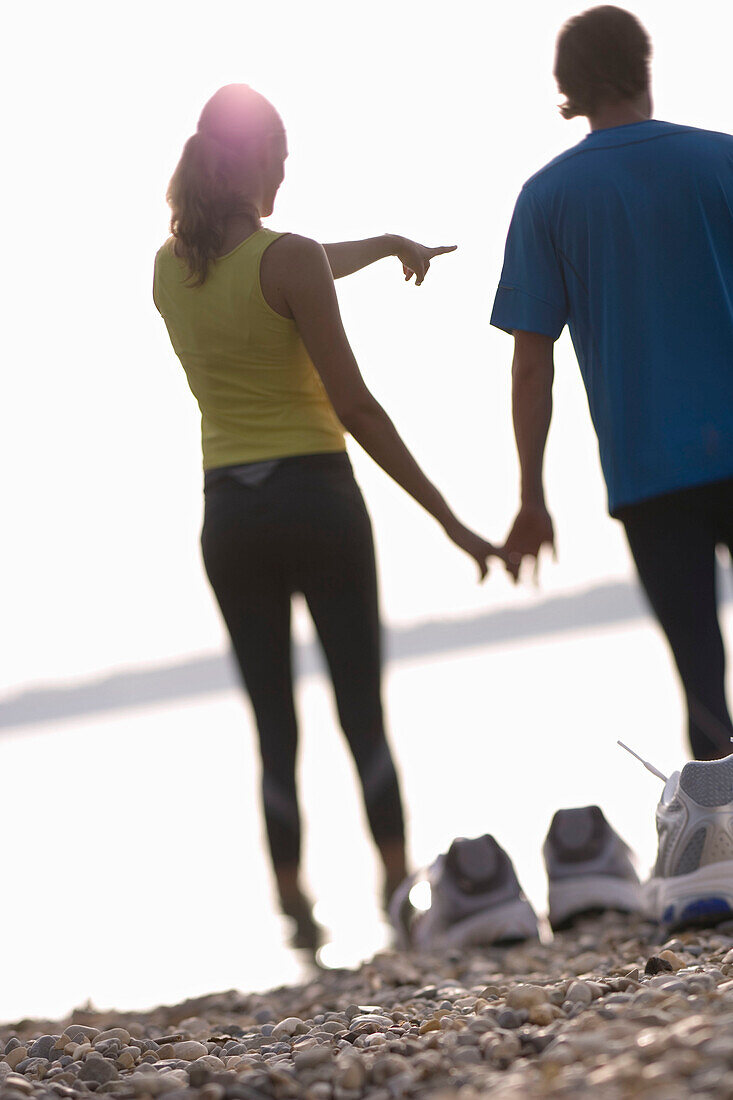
left=201, top=452, right=405, bottom=870
left=619, top=478, right=733, bottom=760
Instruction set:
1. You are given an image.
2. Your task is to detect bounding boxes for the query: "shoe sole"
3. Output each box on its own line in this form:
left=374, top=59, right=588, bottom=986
left=412, top=896, right=540, bottom=950
left=646, top=859, right=733, bottom=929
left=548, top=875, right=644, bottom=931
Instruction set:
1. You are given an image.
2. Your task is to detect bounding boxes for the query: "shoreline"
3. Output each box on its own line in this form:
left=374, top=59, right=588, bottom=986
left=3, top=914, right=733, bottom=1098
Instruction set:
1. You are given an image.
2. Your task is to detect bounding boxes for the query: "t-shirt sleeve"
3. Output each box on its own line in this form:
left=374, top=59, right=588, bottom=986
left=490, top=187, right=568, bottom=340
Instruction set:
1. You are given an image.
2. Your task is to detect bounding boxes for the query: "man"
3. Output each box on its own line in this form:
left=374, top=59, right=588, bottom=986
left=492, top=5, right=733, bottom=762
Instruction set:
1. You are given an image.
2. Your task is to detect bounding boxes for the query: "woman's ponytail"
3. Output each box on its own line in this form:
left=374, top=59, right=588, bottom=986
left=166, top=84, right=283, bottom=286
left=167, top=132, right=237, bottom=286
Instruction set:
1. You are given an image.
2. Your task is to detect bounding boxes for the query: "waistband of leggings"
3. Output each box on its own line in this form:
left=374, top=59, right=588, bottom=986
left=204, top=450, right=352, bottom=487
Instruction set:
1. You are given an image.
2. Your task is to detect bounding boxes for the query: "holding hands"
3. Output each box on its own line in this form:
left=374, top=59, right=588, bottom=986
left=442, top=516, right=509, bottom=582
left=502, top=502, right=556, bottom=583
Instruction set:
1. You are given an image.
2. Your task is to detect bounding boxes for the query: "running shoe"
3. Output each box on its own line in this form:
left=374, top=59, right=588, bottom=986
left=543, top=805, right=643, bottom=931
left=389, top=834, right=539, bottom=950
left=645, top=754, right=733, bottom=930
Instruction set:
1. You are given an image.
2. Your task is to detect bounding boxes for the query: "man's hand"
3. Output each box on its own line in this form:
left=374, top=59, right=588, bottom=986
left=503, top=503, right=556, bottom=582
left=393, top=238, right=457, bottom=286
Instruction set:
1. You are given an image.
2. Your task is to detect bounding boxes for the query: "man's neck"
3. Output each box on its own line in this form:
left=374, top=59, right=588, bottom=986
left=588, top=95, right=652, bottom=132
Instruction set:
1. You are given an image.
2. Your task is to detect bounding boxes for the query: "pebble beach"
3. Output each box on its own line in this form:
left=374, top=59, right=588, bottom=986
left=5, top=913, right=733, bottom=1100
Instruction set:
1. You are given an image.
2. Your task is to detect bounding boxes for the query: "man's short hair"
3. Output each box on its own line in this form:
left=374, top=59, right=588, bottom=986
left=554, top=6, right=651, bottom=120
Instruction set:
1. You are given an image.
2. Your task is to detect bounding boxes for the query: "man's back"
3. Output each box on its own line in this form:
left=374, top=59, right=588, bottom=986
left=491, top=120, right=733, bottom=512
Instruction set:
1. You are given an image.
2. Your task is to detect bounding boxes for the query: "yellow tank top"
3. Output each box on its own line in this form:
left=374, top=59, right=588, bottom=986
left=153, top=228, right=346, bottom=469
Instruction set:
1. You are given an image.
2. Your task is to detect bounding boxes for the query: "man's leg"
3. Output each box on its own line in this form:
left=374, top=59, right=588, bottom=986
left=621, top=485, right=733, bottom=760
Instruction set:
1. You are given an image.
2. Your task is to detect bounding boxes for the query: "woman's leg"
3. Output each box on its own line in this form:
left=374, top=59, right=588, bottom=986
left=295, top=465, right=408, bottom=901
left=621, top=482, right=733, bottom=760
left=200, top=478, right=320, bottom=943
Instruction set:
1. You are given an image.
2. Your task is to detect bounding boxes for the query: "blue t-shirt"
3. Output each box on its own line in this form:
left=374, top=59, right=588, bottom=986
left=490, top=120, right=733, bottom=513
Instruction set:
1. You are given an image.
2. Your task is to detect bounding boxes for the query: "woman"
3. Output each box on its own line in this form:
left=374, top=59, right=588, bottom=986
left=154, top=84, right=502, bottom=949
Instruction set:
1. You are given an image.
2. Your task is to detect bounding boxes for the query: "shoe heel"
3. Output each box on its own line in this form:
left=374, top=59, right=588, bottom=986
left=548, top=875, right=643, bottom=931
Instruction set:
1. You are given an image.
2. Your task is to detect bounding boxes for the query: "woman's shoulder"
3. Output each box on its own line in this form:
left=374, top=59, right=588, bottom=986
left=265, top=230, right=322, bottom=255
left=262, top=232, right=330, bottom=277
left=154, top=236, right=178, bottom=272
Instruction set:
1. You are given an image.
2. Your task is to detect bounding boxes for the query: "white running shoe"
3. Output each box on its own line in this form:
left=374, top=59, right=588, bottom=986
left=645, top=754, right=733, bottom=929
left=388, top=834, right=539, bottom=951
left=543, top=805, right=643, bottom=931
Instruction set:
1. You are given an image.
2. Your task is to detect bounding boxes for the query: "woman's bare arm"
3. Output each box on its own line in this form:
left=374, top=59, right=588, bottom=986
left=270, top=233, right=497, bottom=579
left=323, top=235, right=456, bottom=283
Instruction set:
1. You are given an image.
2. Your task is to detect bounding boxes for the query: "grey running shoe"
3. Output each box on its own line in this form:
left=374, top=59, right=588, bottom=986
left=388, top=834, right=539, bottom=950
left=646, top=755, right=733, bottom=929
left=543, top=805, right=643, bottom=931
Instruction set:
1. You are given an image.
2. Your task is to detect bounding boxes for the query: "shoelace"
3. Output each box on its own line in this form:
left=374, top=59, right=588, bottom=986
left=617, top=740, right=668, bottom=783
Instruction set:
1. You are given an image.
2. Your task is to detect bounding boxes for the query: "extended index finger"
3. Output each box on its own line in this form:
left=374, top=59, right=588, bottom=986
left=429, top=244, right=458, bottom=257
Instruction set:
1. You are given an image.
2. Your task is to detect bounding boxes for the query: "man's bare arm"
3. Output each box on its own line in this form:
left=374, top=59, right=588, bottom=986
left=504, top=330, right=556, bottom=577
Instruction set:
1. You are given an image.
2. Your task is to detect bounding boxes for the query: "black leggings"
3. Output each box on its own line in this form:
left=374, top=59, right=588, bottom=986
left=201, top=452, right=405, bottom=869
left=619, top=478, right=733, bottom=760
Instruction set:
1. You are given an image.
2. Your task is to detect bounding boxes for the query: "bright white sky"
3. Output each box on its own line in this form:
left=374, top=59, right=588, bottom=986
left=1, top=0, right=731, bottom=1021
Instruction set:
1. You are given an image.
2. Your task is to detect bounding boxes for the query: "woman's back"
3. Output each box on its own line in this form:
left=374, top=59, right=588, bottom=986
left=153, top=227, right=345, bottom=469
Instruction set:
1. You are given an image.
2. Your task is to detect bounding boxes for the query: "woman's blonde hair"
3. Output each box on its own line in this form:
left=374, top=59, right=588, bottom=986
left=167, top=84, right=283, bottom=286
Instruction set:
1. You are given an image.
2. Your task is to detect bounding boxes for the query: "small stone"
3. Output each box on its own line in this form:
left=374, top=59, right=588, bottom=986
left=336, top=1056, right=366, bottom=1090
left=505, top=985, right=549, bottom=1010
left=200, top=1086, right=225, bottom=1100
left=28, top=1036, right=59, bottom=1060
left=72, top=1042, right=93, bottom=1060
left=116, top=1050, right=137, bottom=1069
left=27, top=1056, right=51, bottom=1079
left=454, top=1047, right=482, bottom=1065
left=566, top=981, right=593, bottom=1005
left=66, top=1026, right=100, bottom=1043
left=303, top=1085, right=331, bottom=1100
left=78, top=1057, right=119, bottom=1085
left=177, top=1018, right=210, bottom=1040
left=497, top=1009, right=527, bottom=1029
left=172, top=1040, right=209, bottom=1061
left=572, top=951, right=601, bottom=973
left=3, top=1075, right=34, bottom=1095
left=658, top=950, right=685, bottom=971
left=193, top=1055, right=225, bottom=1071
left=6, top=1047, right=28, bottom=1070
left=419, top=1019, right=441, bottom=1034
left=94, top=1028, right=131, bottom=1046
left=645, top=955, right=674, bottom=975
left=272, top=1017, right=308, bottom=1039
left=528, top=1004, right=556, bottom=1026
left=349, top=1014, right=393, bottom=1030
left=482, top=1033, right=521, bottom=1066
left=294, top=1045, right=332, bottom=1069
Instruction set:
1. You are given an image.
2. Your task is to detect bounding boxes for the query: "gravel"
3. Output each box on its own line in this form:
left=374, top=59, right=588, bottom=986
left=5, top=912, right=733, bottom=1098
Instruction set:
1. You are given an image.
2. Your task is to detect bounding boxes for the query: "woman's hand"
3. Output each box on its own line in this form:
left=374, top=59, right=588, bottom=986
left=443, top=517, right=505, bottom=582
left=393, top=237, right=458, bottom=286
